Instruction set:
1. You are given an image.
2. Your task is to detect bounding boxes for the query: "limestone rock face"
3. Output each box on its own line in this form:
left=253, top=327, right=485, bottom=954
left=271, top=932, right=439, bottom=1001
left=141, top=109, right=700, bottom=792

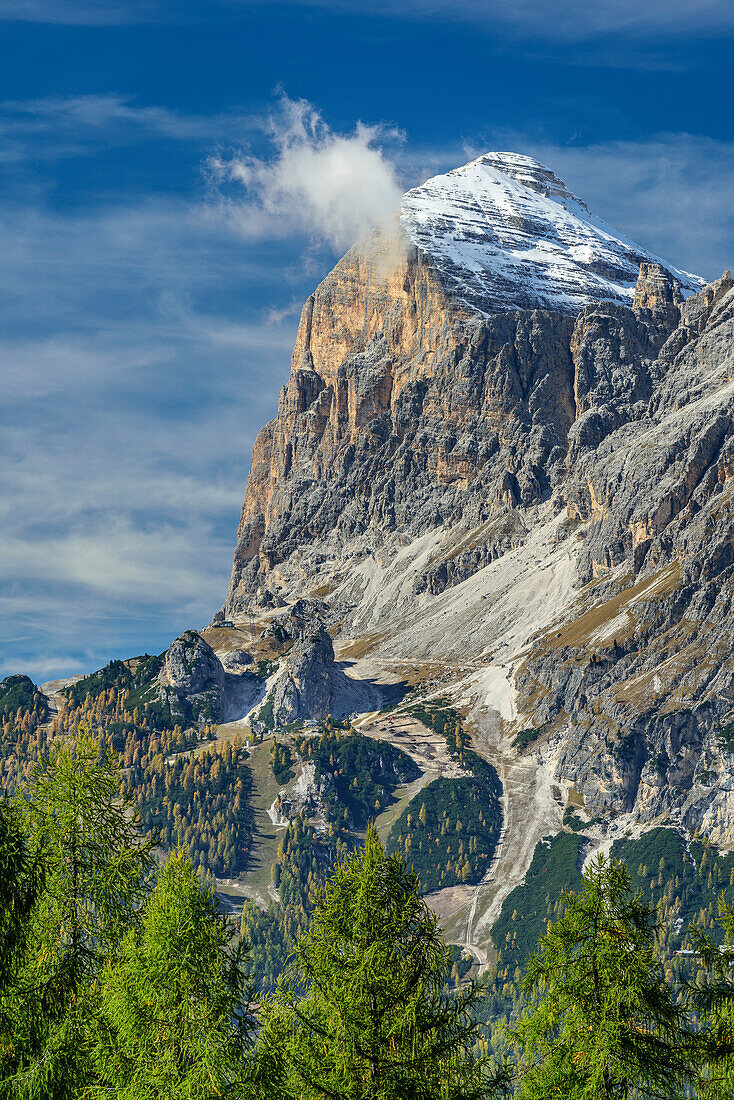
left=219, top=151, right=734, bottom=844
left=226, top=232, right=579, bottom=613
left=271, top=625, right=337, bottom=724
left=632, top=262, right=684, bottom=313
left=517, top=278, right=734, bottom=840
left=269, top=619, right=385, bottom=724
left=158, top=630, right=225, bottom=724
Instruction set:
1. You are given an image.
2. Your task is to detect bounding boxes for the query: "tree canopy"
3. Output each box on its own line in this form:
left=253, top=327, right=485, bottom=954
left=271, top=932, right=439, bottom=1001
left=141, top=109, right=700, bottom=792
left=512, top=854, right=692, bottom=1100
left=263, top=826, right=505, bottom=1100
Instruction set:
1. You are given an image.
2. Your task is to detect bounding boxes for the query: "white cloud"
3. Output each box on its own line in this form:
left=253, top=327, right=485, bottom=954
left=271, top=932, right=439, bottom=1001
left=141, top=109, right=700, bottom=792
left=0, top=655, right=82, bottom=681
left=209, top=96, right=404, bottom=252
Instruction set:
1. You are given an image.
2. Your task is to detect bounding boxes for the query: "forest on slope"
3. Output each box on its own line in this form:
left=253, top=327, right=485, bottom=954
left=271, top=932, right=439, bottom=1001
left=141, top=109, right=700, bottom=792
left=2, top=730, right=734, bottom=1099
left=3, top=667, right=734, bottom=1077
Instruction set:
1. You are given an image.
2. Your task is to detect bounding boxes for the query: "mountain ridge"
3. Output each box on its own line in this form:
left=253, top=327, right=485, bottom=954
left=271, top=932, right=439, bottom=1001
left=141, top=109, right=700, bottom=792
left=214, top=152, right=734, bottom=948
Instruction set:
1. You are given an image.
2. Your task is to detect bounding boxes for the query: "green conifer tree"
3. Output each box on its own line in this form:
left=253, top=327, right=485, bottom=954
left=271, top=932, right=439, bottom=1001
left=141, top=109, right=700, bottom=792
left=512, top=854, right=691, bottom=1100
left=261, top=826, right=507, bottom=1099
left=1, top=728, right=154, bottom=1100
left=92, top=851, right=254, bottom=1099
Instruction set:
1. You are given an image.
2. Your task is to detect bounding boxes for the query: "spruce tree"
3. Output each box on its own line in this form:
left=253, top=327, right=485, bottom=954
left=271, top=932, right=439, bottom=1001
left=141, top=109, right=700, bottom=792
left=92, top=851, right=254, bottom=1099
left=512, top=854, right=691, bottom=1100
left=261, top=826, right=506, bottom=1100
left=1, top=728, right=154, bottom=1100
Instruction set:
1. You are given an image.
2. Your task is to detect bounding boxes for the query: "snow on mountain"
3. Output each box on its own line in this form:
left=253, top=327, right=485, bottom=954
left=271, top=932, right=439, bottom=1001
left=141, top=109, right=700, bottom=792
left=399, top=152, right=705, bottom=315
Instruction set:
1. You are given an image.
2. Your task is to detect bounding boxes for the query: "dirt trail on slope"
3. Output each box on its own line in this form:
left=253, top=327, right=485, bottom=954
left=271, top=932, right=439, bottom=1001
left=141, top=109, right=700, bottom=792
left=354, top=713, right=468, bottom=778
left=355, top=707, right=562, bottom=965
left=463, top=721, right=563, bottom=961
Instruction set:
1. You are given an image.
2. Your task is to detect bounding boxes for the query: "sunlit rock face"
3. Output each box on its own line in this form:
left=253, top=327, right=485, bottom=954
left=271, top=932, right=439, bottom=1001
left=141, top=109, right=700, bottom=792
left=158, top=630, right=225, bottom=724
left=221, top=151, right=734, bottom=844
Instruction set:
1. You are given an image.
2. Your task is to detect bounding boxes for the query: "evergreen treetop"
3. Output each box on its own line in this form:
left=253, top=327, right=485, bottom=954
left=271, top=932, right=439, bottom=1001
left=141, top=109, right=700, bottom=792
left=262, top=825, right=507, bottom=1100
left=512, top=854, right=692, bottom=1100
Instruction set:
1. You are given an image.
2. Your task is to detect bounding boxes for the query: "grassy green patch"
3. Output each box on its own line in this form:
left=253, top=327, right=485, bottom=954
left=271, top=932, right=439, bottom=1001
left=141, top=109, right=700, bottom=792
left=253, top=693, right=275, bottom=733
left=717, top=720, right=734, bottom=752
left=256, top=658, right=278, bottom=680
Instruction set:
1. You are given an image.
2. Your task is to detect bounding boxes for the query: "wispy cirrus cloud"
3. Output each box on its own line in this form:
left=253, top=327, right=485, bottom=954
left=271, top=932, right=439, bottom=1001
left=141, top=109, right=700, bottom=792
left=5, top=0, right=734, bottom=39
left=0, top=92, right=409, bottom=678
left=0, top=181, right=301, bottom=679
left=305, top=0, right=734, bottom=39
left=0, top=0, right=167, bottom=23
left=0, top=93, right=257, bottom=167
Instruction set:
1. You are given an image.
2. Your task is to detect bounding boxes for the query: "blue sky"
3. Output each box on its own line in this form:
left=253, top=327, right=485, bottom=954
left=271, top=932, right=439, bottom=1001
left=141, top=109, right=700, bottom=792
left=2, top=0, right=733, bottom=682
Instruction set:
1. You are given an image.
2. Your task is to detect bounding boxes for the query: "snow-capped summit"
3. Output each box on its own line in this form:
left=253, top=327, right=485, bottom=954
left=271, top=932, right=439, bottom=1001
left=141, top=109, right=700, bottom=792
left=399, top=152, right=704, bottom=314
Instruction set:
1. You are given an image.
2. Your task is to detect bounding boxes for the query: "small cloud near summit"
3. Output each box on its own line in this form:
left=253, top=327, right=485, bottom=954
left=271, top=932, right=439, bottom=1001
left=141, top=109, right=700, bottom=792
left=208, top=95, right=405, bottom=253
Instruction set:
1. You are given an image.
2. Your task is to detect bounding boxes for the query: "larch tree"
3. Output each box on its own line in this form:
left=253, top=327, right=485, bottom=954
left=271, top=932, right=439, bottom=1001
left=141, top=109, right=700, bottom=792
left=511, top=854, right=692, bottom=1100
left=2, top=728, right=154, bottom=1100
left=261, top=826, right=508, bottom=1100
left=92, top=851, right=254, bottom=1099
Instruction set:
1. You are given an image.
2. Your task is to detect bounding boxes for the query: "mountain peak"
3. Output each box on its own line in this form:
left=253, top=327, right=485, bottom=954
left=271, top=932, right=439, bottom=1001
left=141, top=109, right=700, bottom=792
left=453, top=151, right=591, bottom=210
left=399, top=151, right=704, bottom=315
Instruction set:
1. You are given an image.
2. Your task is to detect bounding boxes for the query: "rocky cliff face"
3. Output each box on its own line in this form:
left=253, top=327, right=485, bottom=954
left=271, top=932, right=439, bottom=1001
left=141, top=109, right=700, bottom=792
left=225, top=237, right=579, bottom=612
left=220, top=151, right=734, bottom=847
left=157, top=628, right=266, bottom=726
left=157, top=629, right=226, bottom=724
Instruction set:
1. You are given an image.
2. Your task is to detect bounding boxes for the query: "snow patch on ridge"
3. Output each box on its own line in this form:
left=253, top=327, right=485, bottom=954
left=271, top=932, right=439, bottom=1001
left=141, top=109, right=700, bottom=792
left=400, top=152, right=704, bottom=315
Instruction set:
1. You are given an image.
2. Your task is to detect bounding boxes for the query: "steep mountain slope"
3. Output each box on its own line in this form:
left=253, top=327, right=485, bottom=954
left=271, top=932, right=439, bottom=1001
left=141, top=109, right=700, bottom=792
left=216, top=151, right=733, bottom=946
left=400, top=152, right=703, bottom=314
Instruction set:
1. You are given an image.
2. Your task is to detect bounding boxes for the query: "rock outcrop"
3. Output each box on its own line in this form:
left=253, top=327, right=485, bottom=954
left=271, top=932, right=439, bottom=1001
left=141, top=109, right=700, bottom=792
left=268, top=620, right=386, bottom=725
left=157, top=629, right=225, bottom=724
left=271, top=625, right=339, bottom=724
